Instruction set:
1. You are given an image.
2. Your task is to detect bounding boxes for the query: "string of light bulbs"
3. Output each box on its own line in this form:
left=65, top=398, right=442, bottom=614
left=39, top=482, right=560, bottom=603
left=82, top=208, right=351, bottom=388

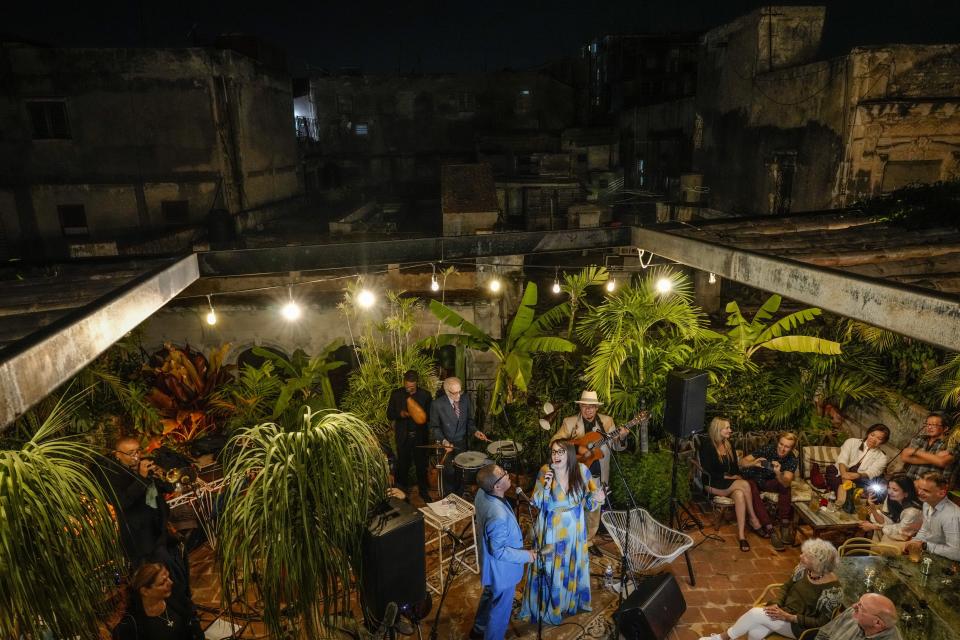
left=195, top=253, right=687, bottom=326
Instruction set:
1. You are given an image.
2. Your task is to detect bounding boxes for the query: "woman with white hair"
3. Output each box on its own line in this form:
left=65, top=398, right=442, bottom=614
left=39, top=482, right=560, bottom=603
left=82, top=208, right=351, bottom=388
left=699, top=538, right=843, bottom=640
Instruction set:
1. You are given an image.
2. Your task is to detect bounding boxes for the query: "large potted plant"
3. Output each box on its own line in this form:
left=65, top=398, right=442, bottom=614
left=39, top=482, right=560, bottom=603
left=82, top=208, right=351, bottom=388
left=0, top=393, right=125, bottom=639
left=216, top=408, right=389, bottom=638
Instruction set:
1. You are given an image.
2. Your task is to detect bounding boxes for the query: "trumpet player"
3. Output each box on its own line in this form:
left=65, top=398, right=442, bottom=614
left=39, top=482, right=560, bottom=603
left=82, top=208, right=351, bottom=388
left=95, top=435, right=198, bottom=628
left=387, top=370, right=433, bottom=499
left=96, top=436, right=175, bottom=566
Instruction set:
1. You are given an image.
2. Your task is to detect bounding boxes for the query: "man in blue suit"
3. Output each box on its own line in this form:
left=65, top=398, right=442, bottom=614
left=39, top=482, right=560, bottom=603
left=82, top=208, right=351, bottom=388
left=429, top=376, right=489, bottom=496
left=470, top=464, right=535, bottom=640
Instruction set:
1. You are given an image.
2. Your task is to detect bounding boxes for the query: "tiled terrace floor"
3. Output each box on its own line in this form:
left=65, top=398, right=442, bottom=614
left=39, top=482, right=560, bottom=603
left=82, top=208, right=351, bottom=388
left=188, top=497, right=805, bottom=639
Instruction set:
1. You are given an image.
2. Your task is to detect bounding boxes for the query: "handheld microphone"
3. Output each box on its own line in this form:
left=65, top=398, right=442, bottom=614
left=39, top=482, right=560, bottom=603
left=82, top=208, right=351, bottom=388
left=515, top=487, right=531, bottom=502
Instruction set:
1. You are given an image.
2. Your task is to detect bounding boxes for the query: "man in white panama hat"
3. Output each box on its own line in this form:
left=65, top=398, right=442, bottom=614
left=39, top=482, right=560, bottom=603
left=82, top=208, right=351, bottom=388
left=552, top=390, right=629, bottom=542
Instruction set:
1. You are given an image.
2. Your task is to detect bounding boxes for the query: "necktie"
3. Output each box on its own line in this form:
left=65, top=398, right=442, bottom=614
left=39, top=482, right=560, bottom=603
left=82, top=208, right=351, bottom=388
left=453, top=400, right=460, bottom=419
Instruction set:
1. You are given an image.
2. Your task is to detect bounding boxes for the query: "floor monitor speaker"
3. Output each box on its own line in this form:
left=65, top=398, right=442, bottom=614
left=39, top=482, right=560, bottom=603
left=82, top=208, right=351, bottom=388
left=663, top=368, right=708, bottom=437
left=614, top=572, right=686, bottom=640
left=361, top=497, right=426, bottom=620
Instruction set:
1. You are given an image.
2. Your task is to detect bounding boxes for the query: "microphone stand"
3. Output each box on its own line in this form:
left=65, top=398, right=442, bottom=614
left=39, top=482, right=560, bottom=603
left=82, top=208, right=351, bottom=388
left=605, top=441, right=639, bottom=611
left=519, top=490, right=545, bottom=640
left=428, top=528, right=469, bottom=640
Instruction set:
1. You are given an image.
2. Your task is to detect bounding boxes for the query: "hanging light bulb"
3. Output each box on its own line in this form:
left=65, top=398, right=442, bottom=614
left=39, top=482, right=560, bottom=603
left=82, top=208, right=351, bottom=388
left=431, top=275, right=440, bottom=291
left=281, top=286, right=301, bottom=321
left=357, top=288, right=376, bottom=308
left=655, top=277, right=673, bottom=294
left=204, top=295, right=217, bottom=326
left=489, top=277, right=502, bottom=293
left=605, top=279, right=616, bottom=292
left=709, top=272, right=717, bottom=284
left=552, top=268, right=561, bottom=294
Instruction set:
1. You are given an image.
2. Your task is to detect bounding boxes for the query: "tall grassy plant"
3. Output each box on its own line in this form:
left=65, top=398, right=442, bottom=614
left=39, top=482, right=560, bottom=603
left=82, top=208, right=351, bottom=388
left=217, top=409, right=389, bottom=639
left=0, top=393, right=124, bottom=639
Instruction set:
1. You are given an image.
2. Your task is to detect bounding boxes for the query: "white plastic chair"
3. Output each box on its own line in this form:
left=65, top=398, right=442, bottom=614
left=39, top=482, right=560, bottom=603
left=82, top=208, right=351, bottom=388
left=601, top=508, right=694, bottom=575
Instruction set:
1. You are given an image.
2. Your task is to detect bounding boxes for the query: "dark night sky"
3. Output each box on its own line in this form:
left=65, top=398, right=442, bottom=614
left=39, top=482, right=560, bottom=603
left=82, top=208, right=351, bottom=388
left=6, top=0, right=960, bottom=75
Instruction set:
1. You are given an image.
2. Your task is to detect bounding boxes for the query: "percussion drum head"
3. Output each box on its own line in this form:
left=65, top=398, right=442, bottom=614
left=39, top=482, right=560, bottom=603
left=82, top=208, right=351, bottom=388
left=486, top=440, right=523, bottom=457
left=454, top=451, right=492, bottom=469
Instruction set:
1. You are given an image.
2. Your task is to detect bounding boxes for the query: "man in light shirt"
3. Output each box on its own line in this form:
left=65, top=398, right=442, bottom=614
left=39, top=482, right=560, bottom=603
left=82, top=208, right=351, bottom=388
left=904, top=471, right=960, bottom=561
left=815, top=593, right=900, bottom=640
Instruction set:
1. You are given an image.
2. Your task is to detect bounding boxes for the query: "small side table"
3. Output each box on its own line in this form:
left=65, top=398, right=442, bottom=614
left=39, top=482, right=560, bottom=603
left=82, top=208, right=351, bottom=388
left=419, top=494, right=480, bottom=594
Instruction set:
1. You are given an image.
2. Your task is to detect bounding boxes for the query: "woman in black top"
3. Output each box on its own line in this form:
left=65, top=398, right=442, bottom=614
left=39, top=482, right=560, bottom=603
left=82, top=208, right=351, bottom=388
left=113, top=563, right=202, bottom=640
left=699, top=417, right=765, bottom=551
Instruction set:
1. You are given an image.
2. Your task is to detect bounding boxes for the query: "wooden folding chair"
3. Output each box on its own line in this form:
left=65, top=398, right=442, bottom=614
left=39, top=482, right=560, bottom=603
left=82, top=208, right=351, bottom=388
left=838, top=537, right=900, bottom=557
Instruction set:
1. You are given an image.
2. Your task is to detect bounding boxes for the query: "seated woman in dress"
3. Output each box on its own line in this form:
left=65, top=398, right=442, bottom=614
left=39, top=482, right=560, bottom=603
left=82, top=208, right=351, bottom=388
left=699, top=538, right=843, bottom=640
left=518, top=439, right=605, bottom=625
left=858, top=473, right=923, bottom=549
left=699, top=417, right=765, bottom=551
left=113, top=562, right=203, bottom=640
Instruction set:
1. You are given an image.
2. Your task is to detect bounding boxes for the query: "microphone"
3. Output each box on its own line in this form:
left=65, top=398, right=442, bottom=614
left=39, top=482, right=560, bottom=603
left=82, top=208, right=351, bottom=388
left=442, top=526, right=468, bottom=546
left=515, top=487, right=531, bottom=502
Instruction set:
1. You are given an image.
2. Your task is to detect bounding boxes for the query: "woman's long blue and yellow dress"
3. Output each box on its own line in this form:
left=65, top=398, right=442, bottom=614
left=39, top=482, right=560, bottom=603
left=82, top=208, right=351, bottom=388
left=518, top=463, right=601, bottom=624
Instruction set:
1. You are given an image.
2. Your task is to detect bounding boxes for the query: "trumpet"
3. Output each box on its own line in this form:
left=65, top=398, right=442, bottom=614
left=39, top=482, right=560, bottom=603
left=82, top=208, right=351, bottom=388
left=164, top=467, right=197, bottom=485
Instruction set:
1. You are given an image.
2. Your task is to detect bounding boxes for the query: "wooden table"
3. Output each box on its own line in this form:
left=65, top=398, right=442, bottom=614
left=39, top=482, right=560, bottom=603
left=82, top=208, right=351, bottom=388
left=794, top=502, right=862, bottom=543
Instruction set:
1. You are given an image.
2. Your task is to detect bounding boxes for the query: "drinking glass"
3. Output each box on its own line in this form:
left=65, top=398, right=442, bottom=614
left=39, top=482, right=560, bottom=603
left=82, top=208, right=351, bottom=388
left=908, top=545, right=923, bottom=563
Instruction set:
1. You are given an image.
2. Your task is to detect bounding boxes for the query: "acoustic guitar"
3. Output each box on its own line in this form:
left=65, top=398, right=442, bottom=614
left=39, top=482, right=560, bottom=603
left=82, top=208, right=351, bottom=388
left=569, top=412, right=647, bottom=467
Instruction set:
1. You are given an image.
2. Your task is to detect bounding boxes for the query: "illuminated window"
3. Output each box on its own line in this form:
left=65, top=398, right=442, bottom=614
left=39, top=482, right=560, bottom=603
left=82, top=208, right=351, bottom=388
left=27, top=100, right=71, bottom=139
left=355, top=122, right=369, bottom=136
left=161, top=200, right=190, bottom=226
left=516, top=89, right=532, bottom=114
left=58, top=204, right=88, bottom=236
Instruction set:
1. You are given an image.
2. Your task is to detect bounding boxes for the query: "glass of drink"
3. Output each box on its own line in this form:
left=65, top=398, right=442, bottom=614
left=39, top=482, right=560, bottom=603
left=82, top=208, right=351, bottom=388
left=908, top=545, right=923, bottom=563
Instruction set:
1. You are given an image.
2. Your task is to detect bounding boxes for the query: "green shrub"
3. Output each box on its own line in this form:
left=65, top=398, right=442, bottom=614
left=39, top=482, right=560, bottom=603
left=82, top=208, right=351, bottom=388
left=606, top=446, right=690, bottom=523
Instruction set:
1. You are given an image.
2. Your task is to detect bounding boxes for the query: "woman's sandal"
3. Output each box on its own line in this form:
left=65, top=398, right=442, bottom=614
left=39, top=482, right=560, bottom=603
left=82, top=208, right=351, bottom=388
left=739, top=538, right=751, bottom=552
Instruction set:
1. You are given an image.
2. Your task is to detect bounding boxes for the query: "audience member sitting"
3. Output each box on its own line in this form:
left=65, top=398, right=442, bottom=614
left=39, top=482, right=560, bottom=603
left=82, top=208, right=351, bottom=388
left=858, top=474, right=922, bottom=549
left=826, top=424, right=890, bottom=494
left=699, top=538, right=842, bottom=640
left=742, top=431, right=800, bottom=548
left=814, top=593, right=900, bottom=640
left=112, top=562, right=203, bottom=640
left=698, top=417, right=767, bottom=552
left=901, top=413, right=957, bottom=482
left=904, top=471, right=960, bottom=561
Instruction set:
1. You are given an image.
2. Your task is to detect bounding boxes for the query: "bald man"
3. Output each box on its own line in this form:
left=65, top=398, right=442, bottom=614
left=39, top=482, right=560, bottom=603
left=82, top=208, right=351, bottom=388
left=815, top=593, right=901, bottom=640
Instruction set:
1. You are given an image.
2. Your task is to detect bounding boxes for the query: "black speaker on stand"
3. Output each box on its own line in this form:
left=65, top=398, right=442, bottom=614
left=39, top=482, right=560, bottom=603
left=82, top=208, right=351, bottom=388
left=663, top=368, right=716, bottom=586
left=362, top=498, right=427, bottom=622
left=613, top=572, right=686, bottom=640
left=664, top=369, right=707, bottom=438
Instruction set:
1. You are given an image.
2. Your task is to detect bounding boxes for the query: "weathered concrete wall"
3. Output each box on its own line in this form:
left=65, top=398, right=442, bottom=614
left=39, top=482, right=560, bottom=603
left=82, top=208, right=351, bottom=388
left=692, top=9, right=960, bottom=215
left=837, top=46, right=960, bottom=204
left=0, top=43, right=301, bottom=252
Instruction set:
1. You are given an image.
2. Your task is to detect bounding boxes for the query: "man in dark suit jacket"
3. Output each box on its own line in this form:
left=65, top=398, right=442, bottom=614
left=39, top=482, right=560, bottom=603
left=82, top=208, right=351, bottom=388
left=386, top=370, right=433, bottom=499
left=429, top=376, right=489, bottom=496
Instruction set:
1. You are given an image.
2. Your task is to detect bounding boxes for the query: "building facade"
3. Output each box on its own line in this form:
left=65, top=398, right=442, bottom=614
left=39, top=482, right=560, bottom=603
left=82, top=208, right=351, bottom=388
left=0, top=43, right=302, bottom=258
left=623, top=6, right=960, bottom=216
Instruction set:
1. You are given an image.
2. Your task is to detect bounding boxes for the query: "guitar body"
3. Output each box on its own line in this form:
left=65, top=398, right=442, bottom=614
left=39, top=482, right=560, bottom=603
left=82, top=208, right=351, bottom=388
left=567, top=412, right=648, bottom=467
left=571, top=431, right=609, bottom=467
